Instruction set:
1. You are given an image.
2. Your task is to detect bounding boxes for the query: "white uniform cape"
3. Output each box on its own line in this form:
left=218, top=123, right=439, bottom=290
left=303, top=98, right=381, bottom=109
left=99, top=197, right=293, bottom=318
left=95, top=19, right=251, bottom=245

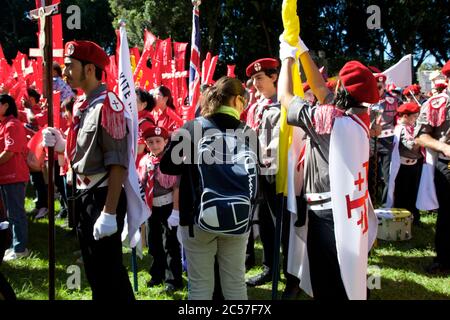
left=293, top=114, right=378, bottom=300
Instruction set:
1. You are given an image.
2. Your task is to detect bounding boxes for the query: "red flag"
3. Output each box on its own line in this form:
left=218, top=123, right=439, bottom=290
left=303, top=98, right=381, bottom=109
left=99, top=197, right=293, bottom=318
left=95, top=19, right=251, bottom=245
left=134, top=30, right=156, bottom=86
left=173, top=42, right=189, bottom=112
left=51, top=0, right=63, bottom=64
left=0, top=44, right=4, bottom=60
left=227, top=65, right=236, bottom=78
left=205, top=55, right=218, bottom=85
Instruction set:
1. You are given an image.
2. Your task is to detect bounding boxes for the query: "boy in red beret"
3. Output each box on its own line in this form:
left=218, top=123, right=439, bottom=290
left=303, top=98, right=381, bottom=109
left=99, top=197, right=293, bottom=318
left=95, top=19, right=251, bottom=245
left=415, top=59, right=450, bottom=274
left=279, top=34, right=378, bottom=300
left=244, top=57, right=301, bottom=297
left=385, top=102, right=423, bottom=225
left=42, top=40, right=134, bottom=299
left=137, top=125, right=182, bottom=293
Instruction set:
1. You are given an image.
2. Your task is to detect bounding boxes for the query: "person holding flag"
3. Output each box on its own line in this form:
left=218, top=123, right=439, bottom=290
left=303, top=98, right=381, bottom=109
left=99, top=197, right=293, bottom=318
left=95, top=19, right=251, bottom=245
left=42, top=40, right=134, bottom=300
left=278, top=32, right=379, bottom=299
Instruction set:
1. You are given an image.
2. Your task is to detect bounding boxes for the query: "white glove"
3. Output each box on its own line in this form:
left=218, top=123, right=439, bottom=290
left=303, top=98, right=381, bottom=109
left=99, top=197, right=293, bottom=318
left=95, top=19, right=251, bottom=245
left=42, top=127, right=66, bottom=153
left=167, top=209, right=180, bottom=230
left=93, top=212, right=118, bottom=240
left=279, top=34, right=309, bottom=61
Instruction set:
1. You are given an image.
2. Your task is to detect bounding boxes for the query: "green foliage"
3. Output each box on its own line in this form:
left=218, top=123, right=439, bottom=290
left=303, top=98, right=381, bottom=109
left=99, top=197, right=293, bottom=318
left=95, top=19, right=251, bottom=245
left=1, top=1, right=449, bottom=82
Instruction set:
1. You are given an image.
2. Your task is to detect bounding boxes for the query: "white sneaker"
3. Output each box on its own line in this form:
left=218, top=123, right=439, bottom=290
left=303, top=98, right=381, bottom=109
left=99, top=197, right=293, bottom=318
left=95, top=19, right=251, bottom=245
left=3, top=248, right=30, bottom=262
left=3, top=248, right=14, bottom=257
left=35, top=208, right=48, bottom=219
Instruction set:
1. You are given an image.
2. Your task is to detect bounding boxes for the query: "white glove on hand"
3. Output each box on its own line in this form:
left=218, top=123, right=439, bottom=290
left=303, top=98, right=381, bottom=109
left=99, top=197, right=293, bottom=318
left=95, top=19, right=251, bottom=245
left=93, top=212, right=118, bottom=240
left=167, top=209, right=180, bottom=230
left=279, top=34, right=309, bottom=61
left=42, top=127, right=66, bottom=153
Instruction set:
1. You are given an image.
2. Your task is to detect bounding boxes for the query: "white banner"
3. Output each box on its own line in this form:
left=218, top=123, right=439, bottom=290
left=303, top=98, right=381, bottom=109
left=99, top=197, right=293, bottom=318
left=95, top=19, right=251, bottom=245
left=118, top=25, right=151, bottom=254
left=383, top=54, right=413, bottom=87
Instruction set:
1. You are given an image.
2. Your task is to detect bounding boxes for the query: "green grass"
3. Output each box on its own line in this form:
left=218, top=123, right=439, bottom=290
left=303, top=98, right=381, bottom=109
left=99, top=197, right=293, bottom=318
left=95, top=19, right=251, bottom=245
left=2, top=201, right=449, bottom=300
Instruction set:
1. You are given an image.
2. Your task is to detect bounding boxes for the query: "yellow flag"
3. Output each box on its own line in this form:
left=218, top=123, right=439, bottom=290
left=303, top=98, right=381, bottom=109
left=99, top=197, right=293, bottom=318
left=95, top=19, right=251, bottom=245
left=276, top=0, right=304, bottom=195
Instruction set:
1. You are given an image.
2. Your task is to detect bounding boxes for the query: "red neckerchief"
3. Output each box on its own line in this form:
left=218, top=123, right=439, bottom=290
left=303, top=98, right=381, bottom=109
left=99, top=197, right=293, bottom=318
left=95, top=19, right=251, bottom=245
left=65, top=96, right=88, bottom=161
left=253, top=98, right=273, bottom=132
left=144, top=154, right=161, bottom=208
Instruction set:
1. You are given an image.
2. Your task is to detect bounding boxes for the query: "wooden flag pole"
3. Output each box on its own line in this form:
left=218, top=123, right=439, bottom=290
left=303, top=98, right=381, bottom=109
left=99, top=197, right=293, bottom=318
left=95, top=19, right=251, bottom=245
left=29, top=0, right=60, bottom=301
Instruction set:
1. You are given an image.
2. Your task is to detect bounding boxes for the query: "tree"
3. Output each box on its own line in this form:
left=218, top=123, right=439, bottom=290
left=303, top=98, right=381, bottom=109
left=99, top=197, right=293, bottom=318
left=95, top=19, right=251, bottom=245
left=0, top=0, right=37, bottom=62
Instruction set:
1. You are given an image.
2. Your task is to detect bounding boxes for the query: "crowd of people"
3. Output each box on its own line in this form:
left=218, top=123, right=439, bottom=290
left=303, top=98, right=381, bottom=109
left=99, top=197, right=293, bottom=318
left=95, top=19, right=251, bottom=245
left=1, top=32, right=450, bottom=301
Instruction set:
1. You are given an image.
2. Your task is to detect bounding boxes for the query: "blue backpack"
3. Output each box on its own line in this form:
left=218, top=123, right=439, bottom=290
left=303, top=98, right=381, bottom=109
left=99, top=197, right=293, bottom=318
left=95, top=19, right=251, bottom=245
left=194, top=117, right=259, bottom=235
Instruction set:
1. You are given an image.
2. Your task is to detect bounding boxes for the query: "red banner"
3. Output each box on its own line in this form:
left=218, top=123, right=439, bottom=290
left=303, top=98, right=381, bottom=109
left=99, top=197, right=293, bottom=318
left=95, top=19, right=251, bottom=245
left=173, top=42, right=189, bottom=111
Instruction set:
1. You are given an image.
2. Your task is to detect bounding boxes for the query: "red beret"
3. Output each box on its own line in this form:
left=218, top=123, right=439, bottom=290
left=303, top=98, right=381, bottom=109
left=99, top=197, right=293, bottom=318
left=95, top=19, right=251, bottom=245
left=338, top=60, right=379, bottom=104
left=142, top=125, right=169, bottom=139
left=434, top=82, right=448, bottom=90
left=246, top=58, right=279, bottom=77
left=403, top=84, right=421, bottom=96
left=397, top=102, right=420, bottom=115
left=442, top=60, right=450, bottom=77
left=64, top=40, right=109, bottom=70
left=374, top=73, right=387, bottom=83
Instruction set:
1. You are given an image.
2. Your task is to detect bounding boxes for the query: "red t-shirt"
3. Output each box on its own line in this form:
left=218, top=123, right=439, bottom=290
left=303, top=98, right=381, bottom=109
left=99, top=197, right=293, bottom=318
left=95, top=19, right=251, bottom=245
left=0, top=116, right=30, bottom=184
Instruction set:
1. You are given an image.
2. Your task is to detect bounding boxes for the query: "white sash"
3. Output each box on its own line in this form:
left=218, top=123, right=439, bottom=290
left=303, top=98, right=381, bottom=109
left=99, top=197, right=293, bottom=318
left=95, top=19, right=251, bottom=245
left=329, top=115, right=378, bottom=300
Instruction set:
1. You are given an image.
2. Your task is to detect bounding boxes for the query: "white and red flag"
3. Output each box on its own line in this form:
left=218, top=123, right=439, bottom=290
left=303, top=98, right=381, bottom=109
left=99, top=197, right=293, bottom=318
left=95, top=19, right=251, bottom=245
left=117, top=23, right=151, bottom=255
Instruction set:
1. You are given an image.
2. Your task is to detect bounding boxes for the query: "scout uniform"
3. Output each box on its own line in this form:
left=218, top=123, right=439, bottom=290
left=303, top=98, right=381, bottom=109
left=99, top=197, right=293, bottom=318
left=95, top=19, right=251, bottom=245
left=369, top=73, right=401, bottom=204
left=388, top=103, right=423, bottom=224
left=415, top=61, right=450, bottom=271
left=64, top=40, right=134, bottom=300
left=245, top=58, right=298, bottom=290
left=287, top=61, right=379, bottom=299
left=137, top=125, right=182, bottom=290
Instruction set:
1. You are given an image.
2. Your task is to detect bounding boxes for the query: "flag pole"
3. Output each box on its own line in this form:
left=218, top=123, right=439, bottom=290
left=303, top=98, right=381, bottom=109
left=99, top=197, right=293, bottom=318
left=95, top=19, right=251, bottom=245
left=29, top=0, right=61, bottom=301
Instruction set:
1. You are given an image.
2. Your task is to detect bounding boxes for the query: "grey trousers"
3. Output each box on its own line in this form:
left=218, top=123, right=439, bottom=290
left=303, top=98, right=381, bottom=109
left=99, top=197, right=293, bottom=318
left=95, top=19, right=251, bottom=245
left=180, top=225, right=249, bottom=300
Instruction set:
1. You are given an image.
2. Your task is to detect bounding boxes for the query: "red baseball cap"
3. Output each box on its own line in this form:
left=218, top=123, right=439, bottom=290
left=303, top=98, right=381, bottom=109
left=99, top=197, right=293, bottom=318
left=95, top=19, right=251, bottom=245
left=397, top=102, right=420, bottom=115
left=338, top=61, right=379, bottom=104
left=142, top=125, right=169, bottom=139
left=64, top=40, right=110, bottom=70
left=246, top=58, right=279, bottom=77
